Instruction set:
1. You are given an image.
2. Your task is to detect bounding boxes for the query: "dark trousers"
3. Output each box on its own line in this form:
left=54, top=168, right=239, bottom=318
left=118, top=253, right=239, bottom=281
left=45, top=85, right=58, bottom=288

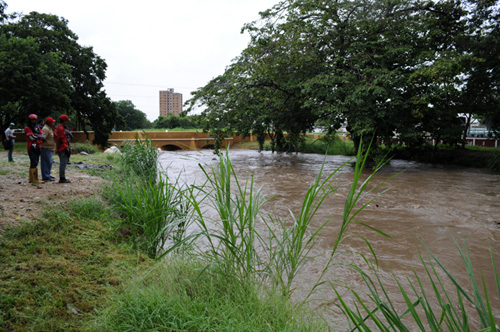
left=7, top=144, right=14, bottom=161
left=58, top=150, right=69, bottom=180
left=28, top=150, right=40, bottom=168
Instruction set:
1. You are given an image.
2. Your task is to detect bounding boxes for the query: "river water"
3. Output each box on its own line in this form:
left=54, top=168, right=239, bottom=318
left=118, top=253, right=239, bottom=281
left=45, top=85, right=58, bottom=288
left=159, top=149, right=500, bottom=329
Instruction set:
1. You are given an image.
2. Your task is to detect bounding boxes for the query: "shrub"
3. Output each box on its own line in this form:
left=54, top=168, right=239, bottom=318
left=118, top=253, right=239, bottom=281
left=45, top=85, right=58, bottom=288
left=71, top=142, right=99, bottom=154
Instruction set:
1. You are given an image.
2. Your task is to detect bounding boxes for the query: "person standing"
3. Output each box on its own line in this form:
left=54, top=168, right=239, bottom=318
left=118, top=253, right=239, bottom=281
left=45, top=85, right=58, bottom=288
left=41, top=117, right=56, bottom=181
left=37, top=119, right=44, bottom=132
left=4, top=122, right=15, bottom=162
left=54, top=114, right=71, bottom=183
left=24, top=114, right=45, bottom=184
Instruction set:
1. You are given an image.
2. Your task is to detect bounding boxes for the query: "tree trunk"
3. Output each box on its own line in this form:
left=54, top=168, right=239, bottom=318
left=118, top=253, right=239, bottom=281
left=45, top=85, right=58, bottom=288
left=462, top=113, right=472, bottom=149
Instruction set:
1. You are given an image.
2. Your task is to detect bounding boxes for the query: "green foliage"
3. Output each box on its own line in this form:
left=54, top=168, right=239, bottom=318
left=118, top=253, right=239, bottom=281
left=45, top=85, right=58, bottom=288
left=111, top=172, right=189, bottom=259
left=299, top=136, right=355, bottom=156
left=114, top=100, right=151, bottom=130
left=70, top=142, right=99, bottom=154
left=110, top=137, right=190, bottom=259
left=152, top=114, right=200, bottom=130
left=88, top=257, right=326, bottom=332
left=0, top=10, right=118, bottom=147
left=187, top=0, right=500, bottom=155
left=120, top=137, right=158, bottom=181
left=182, top=143, right=390, bottom=301
left=189, top=149, right=267, bottom=280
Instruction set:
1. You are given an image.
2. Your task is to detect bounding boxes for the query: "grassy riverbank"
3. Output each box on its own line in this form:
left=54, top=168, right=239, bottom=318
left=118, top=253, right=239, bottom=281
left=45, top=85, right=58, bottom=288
left=2, top=142, right=499, bottom=331
left=0, top=146, right=326, bottom=331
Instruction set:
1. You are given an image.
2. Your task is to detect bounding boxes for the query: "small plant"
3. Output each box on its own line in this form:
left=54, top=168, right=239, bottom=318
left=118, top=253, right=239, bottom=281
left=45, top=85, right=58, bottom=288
left=71, top=142, right=99, bottom=154
left=68, top=198, right=111, bottom=222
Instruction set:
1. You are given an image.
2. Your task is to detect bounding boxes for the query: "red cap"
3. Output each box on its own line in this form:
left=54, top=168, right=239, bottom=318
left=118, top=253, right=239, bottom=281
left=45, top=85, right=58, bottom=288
left=59, top=114, right=71, bottom=122
left=45, top=117, right=55, bottom=124
left=29, top=114, right=37, bottom=120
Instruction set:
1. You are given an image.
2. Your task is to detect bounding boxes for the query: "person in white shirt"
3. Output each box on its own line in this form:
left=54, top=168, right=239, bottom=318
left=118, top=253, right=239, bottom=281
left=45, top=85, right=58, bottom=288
left=4, top=122, right=15, bottom=162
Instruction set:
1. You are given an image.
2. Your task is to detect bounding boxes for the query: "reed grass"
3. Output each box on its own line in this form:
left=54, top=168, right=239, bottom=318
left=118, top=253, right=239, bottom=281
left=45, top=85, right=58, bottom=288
left=108, top=138, right=500, bottom=331
left=120, top=136, right=159, bottom=180
left=184, top=149, right=267, bottom=280
left=332, top=238, right=500, bottom=331
left=112, top=172, right=190, bottom=259
left=110, top=137, right=191, bottom=259
left=178, top=142, right=391, bottom=302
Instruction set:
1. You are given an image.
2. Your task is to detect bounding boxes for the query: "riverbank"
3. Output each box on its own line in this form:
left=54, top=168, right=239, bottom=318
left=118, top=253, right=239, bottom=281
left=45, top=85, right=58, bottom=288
left=0, top=148, right=325, bottom=331
left=2, top=145, right=499, bottom=331
left=0, top=149, right=156, bottom=331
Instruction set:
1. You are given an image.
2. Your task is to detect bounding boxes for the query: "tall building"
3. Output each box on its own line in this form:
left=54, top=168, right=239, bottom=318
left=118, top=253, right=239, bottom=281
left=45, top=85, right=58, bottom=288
left=159, top=88, right=183, bottom=117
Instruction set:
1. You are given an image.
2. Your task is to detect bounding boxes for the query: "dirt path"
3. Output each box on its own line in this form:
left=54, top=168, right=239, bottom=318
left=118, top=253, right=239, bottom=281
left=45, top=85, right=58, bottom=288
left=0, top=152, right=106, bottom=233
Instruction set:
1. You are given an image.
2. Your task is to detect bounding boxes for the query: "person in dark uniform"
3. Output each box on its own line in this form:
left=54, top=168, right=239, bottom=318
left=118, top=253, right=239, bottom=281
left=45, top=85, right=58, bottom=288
left=24, top=114, right=45, bottom=184
left=54, top=114, right=72, bottom=183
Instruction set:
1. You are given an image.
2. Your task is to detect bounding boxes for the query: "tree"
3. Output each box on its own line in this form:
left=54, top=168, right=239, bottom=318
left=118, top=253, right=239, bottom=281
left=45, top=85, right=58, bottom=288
left=114, top=100, right=150, bottom=130
left=187, top=0, right=500, bottom=154
left=0, top=8, right=118, bottom=147
left=152, top=114, right=199, bottom=130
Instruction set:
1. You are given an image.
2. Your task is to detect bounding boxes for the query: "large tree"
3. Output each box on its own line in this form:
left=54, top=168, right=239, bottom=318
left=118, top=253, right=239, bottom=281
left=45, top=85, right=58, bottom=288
left=187, top=0, right=500, bottom=153
left=0, top=6, right=118, bottom=147
left=114, top=100, right=150, bottom=131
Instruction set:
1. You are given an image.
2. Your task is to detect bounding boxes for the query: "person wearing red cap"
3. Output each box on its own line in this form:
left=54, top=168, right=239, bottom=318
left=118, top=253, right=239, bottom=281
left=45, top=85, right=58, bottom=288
left=41, top=117, right=56, bottom=181
left=24, top=113, right=46, bottom=184
left=54, top=114, right=72, bottom=183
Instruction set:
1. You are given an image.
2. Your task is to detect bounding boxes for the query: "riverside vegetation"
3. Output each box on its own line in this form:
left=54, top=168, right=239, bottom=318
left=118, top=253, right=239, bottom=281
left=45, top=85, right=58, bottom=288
left=1, top=140, right=499, bottom=331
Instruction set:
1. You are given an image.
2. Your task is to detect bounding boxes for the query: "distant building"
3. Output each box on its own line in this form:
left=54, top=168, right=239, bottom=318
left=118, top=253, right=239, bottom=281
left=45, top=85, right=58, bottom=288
left=159, top=88, right=183, bottom=116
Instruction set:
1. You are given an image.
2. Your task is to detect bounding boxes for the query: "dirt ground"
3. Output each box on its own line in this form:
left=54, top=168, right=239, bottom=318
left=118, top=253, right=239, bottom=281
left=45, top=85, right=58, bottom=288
left=0, top=151, right=107, bottom=233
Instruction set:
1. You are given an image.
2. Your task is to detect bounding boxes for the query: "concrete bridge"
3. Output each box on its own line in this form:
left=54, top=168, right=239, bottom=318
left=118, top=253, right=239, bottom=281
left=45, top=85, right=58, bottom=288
left=67, top=131, right=258, bottom=150
left=106, top=131, right=257, bottom=150
left=13, top=130, right=329, bottom=150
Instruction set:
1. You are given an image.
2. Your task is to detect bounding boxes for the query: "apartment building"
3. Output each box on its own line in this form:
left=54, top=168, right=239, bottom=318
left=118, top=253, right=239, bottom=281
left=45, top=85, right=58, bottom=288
left=159, top=88, right=183, bottom=116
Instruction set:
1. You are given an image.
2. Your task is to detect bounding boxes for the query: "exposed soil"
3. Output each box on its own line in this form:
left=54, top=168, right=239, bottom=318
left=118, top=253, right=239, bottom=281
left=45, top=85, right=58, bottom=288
left=0, top=152, right=106, bottom=233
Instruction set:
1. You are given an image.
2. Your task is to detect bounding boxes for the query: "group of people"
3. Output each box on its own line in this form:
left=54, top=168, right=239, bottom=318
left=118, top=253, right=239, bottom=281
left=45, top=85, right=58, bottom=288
left=4, top=113, right=73, bottom=184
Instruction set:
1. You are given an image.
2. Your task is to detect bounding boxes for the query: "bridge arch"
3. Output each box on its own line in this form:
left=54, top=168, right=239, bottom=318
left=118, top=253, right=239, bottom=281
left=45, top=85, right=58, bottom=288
left=201, top=144, right=215, bottom=150
left=160, top=144, right=183, bottom=151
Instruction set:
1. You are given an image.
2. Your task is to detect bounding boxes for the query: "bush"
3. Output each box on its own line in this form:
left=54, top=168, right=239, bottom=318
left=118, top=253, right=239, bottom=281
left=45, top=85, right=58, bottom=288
left=71, top=142, right=99, bottom=154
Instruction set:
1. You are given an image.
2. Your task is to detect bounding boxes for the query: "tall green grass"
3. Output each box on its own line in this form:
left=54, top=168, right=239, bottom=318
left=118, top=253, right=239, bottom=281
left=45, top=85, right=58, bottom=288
left=181, top=142, right=390, bottom=300
left=88, top=256, right=327, bottom=332
left=112, top=173, right=189, bottom=259
left=302, top=135, right=355, bottom=156
left=108, top=137, right=191, bottom=259
left=182, top=149, right=267, bottom=281
left=120, top=137, right=159, bottom=180
left=332, top=238, right=500, bottom=331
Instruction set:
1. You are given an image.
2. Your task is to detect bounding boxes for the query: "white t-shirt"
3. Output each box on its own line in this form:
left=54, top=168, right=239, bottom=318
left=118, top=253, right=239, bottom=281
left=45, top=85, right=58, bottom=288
left=4, top=127, right=15, bottom=143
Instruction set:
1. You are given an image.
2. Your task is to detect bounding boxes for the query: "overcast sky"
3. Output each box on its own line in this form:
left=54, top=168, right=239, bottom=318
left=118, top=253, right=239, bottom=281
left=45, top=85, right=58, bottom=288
left=6, top=0, right=278, bottom=121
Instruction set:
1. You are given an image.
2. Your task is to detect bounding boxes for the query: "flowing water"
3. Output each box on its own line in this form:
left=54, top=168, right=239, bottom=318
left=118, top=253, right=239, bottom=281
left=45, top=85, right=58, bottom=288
left=159, top=149, right=500, bottom=329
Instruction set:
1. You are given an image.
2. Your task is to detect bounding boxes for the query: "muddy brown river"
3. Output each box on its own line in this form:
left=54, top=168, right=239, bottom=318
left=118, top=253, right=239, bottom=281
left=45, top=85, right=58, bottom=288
left=159, top=149, right=500, bottom=330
